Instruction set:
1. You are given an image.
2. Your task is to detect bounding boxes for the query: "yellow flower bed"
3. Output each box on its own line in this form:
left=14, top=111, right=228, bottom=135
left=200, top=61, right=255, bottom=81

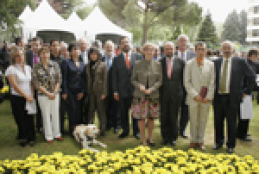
left=0, top=146, right=258, bottom=174
left=0, top=86, right=9, bottom=94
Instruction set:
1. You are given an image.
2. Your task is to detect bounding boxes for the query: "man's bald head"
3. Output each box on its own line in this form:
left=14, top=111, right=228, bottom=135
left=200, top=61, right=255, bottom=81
left=164, top=42, right=175, bottom=57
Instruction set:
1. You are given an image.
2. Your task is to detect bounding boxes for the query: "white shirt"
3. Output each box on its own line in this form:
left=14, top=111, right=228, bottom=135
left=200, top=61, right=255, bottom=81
left=178, top=51, right=187, bottom=62
left=123, top=51, right=132, bottom=61
left=166, top=56, right=174, bottom=67
left=219, top=57, right=232, bottom=94
left=81, top=51, right=88, bottom=65
left=5, top=65, right=32, bottom=97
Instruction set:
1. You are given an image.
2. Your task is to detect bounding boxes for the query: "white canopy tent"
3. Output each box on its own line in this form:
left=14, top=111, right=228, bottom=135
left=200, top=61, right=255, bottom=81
left=66, top=11, right=88, bottom=40
left=21, top=0, right=80, bottom=42
left=83, top=7, right=133, bottom=42
left=19, top=4, right=33, bottom=22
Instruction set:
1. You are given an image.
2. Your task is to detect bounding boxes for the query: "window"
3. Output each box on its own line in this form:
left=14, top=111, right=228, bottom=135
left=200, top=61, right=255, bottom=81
left=254, top=18, right=259, bottom=25
left=252, top=29, right=259, bottom=37
left=254, top=6, right=259, bottom=14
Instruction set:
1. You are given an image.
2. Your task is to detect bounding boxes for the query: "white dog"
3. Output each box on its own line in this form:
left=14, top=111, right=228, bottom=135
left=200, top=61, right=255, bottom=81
left=73, top=124, right=107, bottom=152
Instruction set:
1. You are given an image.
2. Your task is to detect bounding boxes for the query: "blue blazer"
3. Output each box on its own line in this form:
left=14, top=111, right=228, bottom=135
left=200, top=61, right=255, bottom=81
left=62, top=58, right=86, bottom=94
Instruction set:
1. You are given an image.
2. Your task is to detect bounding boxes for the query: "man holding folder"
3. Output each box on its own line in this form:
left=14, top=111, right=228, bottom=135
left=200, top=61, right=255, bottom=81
left=184, top=42, right=215, bottom=150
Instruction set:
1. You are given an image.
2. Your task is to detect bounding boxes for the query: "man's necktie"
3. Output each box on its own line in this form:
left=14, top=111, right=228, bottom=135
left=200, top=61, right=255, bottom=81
left=167, top=58, right=172, bottom=79
left=126, top=53, right=130, bottom=69
left=107, top=57, right=111, bottom=70
left=219, top=59, right=229, bottom=93
left=181, top=52, right=185, bottom=61
left=34, top=55, right=39, bottom=65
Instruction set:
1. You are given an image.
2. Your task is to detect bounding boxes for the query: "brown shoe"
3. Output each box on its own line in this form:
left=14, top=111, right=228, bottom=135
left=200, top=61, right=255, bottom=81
left=56, top=137, right=63, bottom=141
left=199, top=143, right=206, bottom=151
left=189, top=143, right=196, bottom=148
left=47, top=140, right=53, bottom=143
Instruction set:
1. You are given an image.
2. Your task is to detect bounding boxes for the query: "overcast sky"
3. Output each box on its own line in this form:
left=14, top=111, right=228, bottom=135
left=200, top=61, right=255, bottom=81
left=83, top=0, right=248, bottom=23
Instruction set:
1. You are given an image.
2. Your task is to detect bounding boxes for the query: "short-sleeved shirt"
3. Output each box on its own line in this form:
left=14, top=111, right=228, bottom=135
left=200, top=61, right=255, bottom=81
left=5, top=64, right=32, bottom=97
left=32, top=60, right=62, bottom=94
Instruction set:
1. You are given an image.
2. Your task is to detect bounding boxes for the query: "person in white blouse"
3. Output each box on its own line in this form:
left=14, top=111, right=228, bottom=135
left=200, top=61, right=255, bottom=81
left=5, top=47, right=36, bottom=147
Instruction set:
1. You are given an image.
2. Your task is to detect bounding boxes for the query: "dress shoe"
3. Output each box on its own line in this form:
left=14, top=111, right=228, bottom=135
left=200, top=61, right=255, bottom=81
left=227, top=148, right=234, bottom=154
left=199, top=143, right=206, bottom=151
left=180, top=132, right=188, bottom=139
left=212, top=144, right=223, bottom=150
left=147, top=139, right=155, bottom=147
left=119, top=132, right=128, bottom=138
left=171, top=141, right=176, bottom=147
left=56, top=137, right=63, bottom=141
left=238, top=136, right=252, bottom=142
left=28, top=141, right=35, bottom=147
left=47, top=140, right=54, bottom=143
left=189, top=143, right=196, bottom=149
left=20, top=140, right=27, bottom=147
left=134, top=133, right=140, bottom=140
left=114, top=128, right=120, bottom=134
left=162, top=139, right=168, bottom=145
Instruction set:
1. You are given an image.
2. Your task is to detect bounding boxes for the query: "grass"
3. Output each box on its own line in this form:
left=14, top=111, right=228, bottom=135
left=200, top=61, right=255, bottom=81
left=0, top=98, right=258, bottom=160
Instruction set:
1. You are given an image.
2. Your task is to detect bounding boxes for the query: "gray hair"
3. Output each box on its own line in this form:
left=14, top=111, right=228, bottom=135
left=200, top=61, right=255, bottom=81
left=77, top=38, right=89, bottom=45
left=177, top=34, right=189, bottom=43
left=221, top=40, right=234, bottom=49
left=104, top=40, right=115, bottom=49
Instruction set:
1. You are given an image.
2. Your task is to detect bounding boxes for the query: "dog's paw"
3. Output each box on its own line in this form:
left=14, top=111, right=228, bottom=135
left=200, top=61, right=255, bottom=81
left=93, top=149, right=99, bottom=153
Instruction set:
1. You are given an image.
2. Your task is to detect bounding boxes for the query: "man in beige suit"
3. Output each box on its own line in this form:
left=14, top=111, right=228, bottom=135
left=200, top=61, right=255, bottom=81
left=184, top=42, right=215, bottom=150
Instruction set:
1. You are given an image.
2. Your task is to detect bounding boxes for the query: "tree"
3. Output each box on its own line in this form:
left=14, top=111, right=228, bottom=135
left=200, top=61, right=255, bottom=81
left=239, top=10, right=247, bottom=44
left=196, top=13, right=218, bottom=47
left=0, top=0, right=36, bottom=32
left=221, top=10, right=241, bottom=42
left=98, top=0, right=202, bottom=44
left=77, top=5, right=94, bottom=20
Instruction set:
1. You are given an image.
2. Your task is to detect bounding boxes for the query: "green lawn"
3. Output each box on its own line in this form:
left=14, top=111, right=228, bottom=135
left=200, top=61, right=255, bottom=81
left=0, top=98, right=258, bottom=161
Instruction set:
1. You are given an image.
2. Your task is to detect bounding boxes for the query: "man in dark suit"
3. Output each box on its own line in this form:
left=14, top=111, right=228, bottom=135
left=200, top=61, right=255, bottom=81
left=26, top=37, right=43, bottom=133
left=237, top=49, right=259, bottom=142
left=49, top=39, right=67, bottom=134
left=160, top=42, right=185, bottom=146
left=102, top=40, right=120, bottom=134
left=213, top=41, right=256, bottom=154
left=174, top=35, right=196, bottom=138
left=112, top=36, right=142, bottom=139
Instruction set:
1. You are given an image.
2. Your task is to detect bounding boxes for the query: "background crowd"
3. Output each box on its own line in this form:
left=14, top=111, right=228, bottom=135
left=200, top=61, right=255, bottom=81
left=0, top=35, right=258, bottom=154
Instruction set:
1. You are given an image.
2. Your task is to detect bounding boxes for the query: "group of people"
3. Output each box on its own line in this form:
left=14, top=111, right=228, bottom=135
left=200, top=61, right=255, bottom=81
left=0, top=34, right=258, bottom=154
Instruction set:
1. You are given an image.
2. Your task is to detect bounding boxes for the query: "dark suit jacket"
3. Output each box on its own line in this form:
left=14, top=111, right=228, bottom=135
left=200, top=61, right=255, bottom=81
left=159, top=56, right=185, bottom=103
left=213, top=57, right=256, bottom=105
left=101, top=56, right=115, bottom=96
left=174, top=50, right=196, bottom=62
left=0, top=74, right=3, bottom=89
left=26, top=50, right=34, bottom=68
left=62, top=59, right=86, bottom=94
left=86, top=61, right=108, bottom=97
left=246, top=59, right=259, bottom=91
left=112, top=52, right=143, bottom=98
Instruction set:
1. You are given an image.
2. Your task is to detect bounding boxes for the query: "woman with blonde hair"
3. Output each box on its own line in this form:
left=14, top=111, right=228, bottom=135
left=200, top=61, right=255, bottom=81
left=131, top=43, right=162, bottom=146
left=5, top=47, right=36, bottom=147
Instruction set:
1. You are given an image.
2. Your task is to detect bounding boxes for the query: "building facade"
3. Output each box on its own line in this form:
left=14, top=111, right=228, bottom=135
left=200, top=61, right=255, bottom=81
left=247, top=0, right=259, bottom=44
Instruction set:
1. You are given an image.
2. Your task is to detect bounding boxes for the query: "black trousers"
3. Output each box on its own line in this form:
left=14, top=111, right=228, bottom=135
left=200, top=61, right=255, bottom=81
left=106, top=94, right=120, bottom=130
left=213, top=95, right=239, bottom=148
left=10, top=95, right=35, bottom=141
left=161, top=100, right=180, bottom=141
left=35, top=92, right=43, bottom=131
left=66, top=91, right=83, bottom=134
left=237, top=109, right=250, bottom=138
left=119, top=97, right=139, bottom=135
left=179, top=100, right=189, bottom=133
left=60, top=94, right=67, bottom=134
